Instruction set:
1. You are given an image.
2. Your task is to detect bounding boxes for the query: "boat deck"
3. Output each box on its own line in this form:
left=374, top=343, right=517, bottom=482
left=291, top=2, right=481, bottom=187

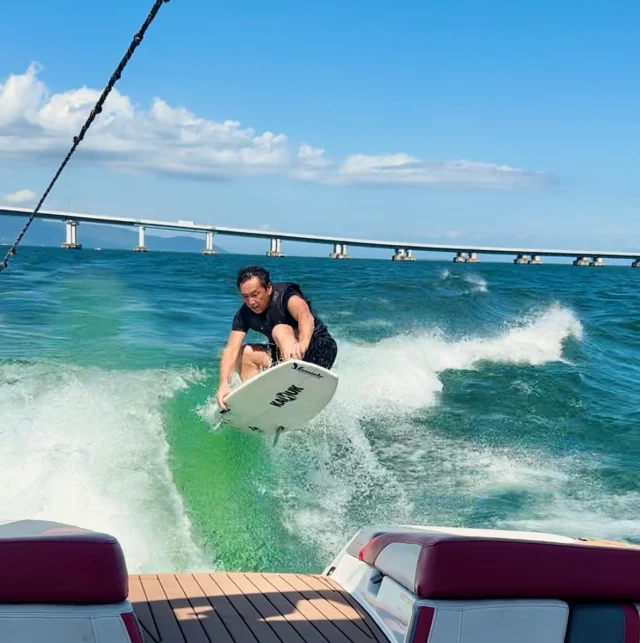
left=129, top=572, right=389, bottom=643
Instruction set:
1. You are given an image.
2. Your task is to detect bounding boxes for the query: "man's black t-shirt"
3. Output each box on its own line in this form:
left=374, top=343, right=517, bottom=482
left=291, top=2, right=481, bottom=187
left=231, top=282, right=330, bottom=343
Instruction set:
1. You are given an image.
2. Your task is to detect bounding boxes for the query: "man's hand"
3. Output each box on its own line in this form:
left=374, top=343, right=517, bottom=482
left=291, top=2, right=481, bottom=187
left=216, top=382, right=231, bottom=411
left=282, top=342, right=303, bottom=361
left=298, top=339, right=310, bottom=357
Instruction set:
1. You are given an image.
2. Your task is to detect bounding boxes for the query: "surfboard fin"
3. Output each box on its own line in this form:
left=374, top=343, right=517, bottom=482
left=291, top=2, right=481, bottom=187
left=210, top=414, right=227, bottom=433
left=272, top=425, right=286, bottom=447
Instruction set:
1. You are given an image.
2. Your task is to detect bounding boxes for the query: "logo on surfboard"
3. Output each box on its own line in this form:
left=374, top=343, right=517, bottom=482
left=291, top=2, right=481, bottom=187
left=291, top=362, right=324, bottom=379
left=270, top=384, right=304, bottom=407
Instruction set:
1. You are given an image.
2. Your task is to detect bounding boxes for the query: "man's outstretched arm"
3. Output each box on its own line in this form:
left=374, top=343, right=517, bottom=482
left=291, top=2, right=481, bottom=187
left=287, top=295, right=315, bottom=356
left=216, top=330, right=245, bottom=409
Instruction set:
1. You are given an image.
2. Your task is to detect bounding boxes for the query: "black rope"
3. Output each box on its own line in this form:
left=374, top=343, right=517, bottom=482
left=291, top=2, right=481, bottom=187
left=0, top=0, right=171, bottom=274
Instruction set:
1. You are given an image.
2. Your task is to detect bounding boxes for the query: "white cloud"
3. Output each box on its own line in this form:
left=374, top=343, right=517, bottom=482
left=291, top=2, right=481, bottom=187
left=2, top=188, right=37, bottom=204
left=0, top=63, right=548, bottom=189
left=297, top=142, right=332, bottom=169
left=296, top=152, right=543, bottom=189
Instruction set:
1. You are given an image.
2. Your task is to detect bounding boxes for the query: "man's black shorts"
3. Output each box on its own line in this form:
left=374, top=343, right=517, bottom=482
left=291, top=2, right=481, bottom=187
left=269, top=334, right=338, bottom=370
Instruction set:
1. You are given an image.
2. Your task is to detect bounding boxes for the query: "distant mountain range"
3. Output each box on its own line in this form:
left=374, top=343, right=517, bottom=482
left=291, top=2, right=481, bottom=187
left=0, top=216, right=228, bottom=253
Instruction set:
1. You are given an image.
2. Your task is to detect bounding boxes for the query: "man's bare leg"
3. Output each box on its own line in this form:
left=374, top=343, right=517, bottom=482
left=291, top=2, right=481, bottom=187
left=236, top=344, right=272, bottom=381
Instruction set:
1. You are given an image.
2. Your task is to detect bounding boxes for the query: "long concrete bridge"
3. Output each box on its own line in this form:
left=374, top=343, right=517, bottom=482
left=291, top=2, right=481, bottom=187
left=1, top=205, right=639, bottom=267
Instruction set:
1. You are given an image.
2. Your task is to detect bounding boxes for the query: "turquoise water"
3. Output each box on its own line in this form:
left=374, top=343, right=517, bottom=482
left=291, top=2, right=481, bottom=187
left=1, top=247, right=639, bottom=574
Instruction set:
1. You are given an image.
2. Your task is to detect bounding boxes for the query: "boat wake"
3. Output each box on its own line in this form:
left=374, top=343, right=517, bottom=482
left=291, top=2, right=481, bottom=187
left=0, top=360, right=207, bottom=573
left=268, top=303, right=638, bottom=557
left=2, top=302, right=637, bottom=576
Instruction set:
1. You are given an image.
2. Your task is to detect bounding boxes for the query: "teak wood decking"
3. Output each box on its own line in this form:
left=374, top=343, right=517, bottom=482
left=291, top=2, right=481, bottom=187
left=129, top=572, right=389, bottom=643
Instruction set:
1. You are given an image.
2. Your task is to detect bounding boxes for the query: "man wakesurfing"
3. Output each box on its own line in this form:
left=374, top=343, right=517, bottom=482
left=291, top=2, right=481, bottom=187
left=216, top=265, right=338, bottom=410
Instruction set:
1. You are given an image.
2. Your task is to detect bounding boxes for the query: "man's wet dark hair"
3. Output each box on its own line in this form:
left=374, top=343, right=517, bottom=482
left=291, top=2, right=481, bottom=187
left=237, top=265, right=271, bottom=289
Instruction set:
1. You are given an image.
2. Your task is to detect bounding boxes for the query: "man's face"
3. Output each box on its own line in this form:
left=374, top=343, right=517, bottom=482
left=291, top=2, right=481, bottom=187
left=240, top=276, right=272, bottom=314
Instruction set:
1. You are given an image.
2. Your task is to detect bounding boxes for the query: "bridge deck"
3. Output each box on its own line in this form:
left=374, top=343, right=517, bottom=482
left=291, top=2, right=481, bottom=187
left=128, top=572, right=388, bottom=643
left=2, top=205, right=639, bottom=258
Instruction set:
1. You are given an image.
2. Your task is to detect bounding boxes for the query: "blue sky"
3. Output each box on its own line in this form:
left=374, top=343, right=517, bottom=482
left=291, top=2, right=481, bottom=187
left=0, top=0, right=639, bottom=256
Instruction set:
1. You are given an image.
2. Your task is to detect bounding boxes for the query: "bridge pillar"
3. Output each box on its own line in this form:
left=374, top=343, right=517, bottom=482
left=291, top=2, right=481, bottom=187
left=134, top=225, right=148, bottom=252
left=202, top=231, right=217, bottom=255
left=530, top=255, right=542, bottom=264
left=467, top=251, right=479, bottom=263
left=392, top=248, right=416, bottom=261
left=573, top=256, right=590, bottom=266
left=266, top=237, right=284, bottom=257
left=330, top=243, right=350, bottom=259
left=514, top=254, right=530, bottom=264
left=590, top=256, right=604, bottom=267
left=61, top=219, right=81, bottom=249
left=453, top=252, right=468, bottom=263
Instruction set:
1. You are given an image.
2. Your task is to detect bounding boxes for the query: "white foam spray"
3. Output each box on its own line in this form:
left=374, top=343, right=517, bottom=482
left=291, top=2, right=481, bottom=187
left=0, top=361, right=208, bottom=572
left=464, top=273, right=488, bottom=292
left=270, top=303, right=631, bottom=560
left=439, top=269, right=489, bottom=293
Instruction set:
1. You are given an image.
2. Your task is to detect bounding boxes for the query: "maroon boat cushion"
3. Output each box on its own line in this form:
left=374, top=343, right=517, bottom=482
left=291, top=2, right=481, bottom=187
left=359, top=531, right=640, bottom=601
left=0, top=520, right=128, bottom=604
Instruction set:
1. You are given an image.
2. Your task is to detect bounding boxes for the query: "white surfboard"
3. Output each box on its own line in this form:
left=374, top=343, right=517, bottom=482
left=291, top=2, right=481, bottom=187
left=214, top=360, right=338, bottom=442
